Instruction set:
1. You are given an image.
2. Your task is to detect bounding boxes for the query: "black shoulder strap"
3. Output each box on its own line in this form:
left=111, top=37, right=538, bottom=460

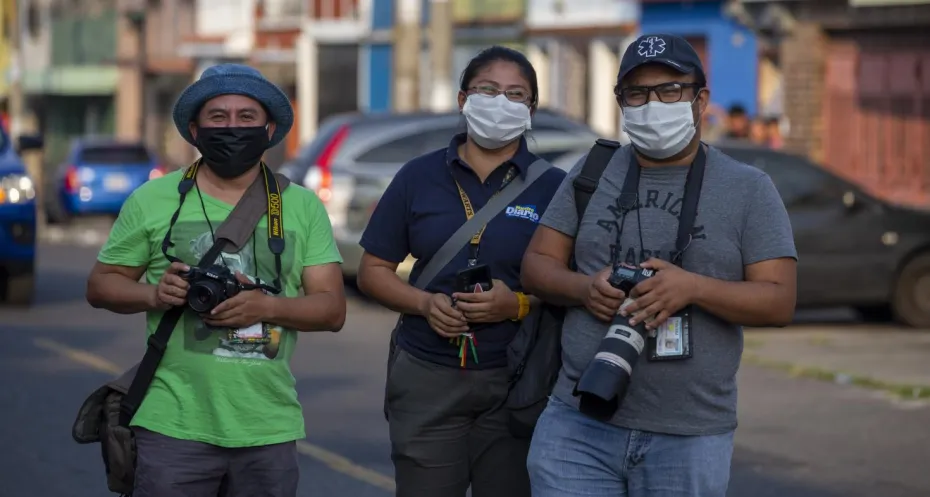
left=573, top=139, right=620, bottom=221
left=118, top=168, right=287, bottom=426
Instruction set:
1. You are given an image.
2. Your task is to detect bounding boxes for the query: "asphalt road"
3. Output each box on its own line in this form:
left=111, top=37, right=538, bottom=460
left=1, top=243, right=928, bottom=497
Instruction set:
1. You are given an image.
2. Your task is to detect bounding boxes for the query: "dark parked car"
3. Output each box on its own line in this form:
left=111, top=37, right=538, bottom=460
left=719, top=140, right=930, bottom=327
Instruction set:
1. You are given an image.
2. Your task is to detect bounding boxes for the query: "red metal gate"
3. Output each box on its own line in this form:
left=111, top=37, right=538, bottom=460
left=823, top=33, right=930, bottom=207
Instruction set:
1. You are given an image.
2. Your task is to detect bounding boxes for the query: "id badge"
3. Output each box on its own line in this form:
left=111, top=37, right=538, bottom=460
left=227, top=323, right=271, bottom=345
left=647, top=306, right=693, bottom=361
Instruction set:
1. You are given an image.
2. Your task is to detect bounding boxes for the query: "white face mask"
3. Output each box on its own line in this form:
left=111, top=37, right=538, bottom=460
left=462, top=94, right=532, bottom=150
left=622, top=100, right=697, bottom=159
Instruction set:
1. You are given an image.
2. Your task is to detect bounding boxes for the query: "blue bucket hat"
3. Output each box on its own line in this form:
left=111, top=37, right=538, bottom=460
left=172, top=63, right=294, bottom=149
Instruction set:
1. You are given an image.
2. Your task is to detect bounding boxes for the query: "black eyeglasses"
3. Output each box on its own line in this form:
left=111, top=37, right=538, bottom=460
left=616, top=82, right=702, bottom=107
left=468, top=85, right=532, bottom=104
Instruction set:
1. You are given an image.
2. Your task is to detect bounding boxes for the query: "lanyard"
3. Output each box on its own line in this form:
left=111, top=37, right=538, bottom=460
left=613, top=145, right=707, bottom=267
left=453, top=165, right=518, bottom=266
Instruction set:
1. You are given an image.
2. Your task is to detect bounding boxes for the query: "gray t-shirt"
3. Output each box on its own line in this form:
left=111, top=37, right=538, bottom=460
left=540, top=144, right=797, bottom=436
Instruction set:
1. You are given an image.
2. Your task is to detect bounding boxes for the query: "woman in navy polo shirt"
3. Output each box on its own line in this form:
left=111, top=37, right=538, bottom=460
left=357, top=46, right=566, bottom=497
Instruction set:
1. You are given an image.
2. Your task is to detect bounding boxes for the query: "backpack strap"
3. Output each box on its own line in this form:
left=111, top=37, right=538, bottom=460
left=573, top=138, right=621, bottom=221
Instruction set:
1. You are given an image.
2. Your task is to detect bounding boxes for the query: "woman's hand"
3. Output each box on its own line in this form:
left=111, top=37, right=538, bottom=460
left=453, top=279, right=519, bottom=324
left=419, top=293, right=469, bottom=338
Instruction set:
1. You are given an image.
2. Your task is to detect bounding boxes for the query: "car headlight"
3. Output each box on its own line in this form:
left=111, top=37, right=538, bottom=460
left=0, top=173, right=36, bottom=204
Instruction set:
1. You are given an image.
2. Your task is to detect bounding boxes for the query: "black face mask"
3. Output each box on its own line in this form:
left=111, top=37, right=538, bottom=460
left=194, top=126, right=270, bottom=179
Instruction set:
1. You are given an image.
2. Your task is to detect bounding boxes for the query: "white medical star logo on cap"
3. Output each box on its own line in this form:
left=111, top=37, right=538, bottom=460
left=637, top=36, right=666, bottom=58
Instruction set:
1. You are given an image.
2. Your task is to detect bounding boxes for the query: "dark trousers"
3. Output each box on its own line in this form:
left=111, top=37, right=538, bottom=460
left=386, top=348, right=531, bottom=497
left=132, top=428, right=299, bottom=497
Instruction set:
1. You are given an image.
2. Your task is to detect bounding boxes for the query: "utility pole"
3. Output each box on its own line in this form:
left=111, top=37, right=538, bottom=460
left=9, top=0, right=44, bottom=224
left=428, top=0, right=453, bottom=112
left=296, top=23, right=318, bottom=144
left=393, top=0, right=420, bottom=113
left=8, top=0, right=23, bottom=142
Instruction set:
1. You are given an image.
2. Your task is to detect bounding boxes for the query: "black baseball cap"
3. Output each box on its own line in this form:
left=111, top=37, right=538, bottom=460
left=617, top=34, right=706, bottom=86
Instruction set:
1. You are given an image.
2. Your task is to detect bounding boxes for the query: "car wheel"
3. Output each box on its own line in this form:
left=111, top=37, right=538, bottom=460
left=2, top=272, right=35, bottom=306
left=892, top=253, right=930, bottom=328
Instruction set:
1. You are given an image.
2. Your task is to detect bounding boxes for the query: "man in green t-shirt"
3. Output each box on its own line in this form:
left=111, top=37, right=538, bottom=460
left=85, top=64, right=346, bottom=497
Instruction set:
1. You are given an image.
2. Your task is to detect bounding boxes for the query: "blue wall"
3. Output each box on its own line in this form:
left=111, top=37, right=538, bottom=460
left=367, top=44, right=393, bottom=112
left=641, top=0, right=758, bottom=116
left=365, top=0, right=394, bottom=112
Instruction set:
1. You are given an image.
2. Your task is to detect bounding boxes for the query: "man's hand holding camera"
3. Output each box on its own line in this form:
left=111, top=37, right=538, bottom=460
left=151, top=263, right=270, bottom=328
left=621, top=258, right=699, bottom=330
left=152, top=262, right=191, bottom=310
left=583, top=267, right=627, bottom=322
left=203, top=272, right=271, bottom=329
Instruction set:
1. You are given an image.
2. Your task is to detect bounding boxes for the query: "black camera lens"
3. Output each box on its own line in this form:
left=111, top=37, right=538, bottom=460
left=188, top=281, right=221, bottom=313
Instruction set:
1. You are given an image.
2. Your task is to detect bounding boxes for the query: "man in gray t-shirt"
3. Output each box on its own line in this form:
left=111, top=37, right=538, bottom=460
left=521, top=34, right=797, bottom=497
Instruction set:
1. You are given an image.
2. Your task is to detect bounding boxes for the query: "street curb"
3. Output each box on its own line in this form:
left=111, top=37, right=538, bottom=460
left=742, top=353, right=930, bottom=400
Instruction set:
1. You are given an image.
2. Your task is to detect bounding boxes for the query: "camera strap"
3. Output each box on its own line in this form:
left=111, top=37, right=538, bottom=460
left=619, top=144, right=707, bottom=267
left=119, top=160, right=290, bottom=426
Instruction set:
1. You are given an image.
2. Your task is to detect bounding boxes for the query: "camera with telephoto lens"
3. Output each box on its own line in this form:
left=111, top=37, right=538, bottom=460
left=179, top=265, right=243, bottom=314
left=574, top=263, right=655, bottom=421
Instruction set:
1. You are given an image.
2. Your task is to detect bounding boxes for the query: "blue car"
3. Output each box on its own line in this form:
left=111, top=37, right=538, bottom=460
left=0, top=129, right=43, bottom=305
left=52, top=139, right=164, bottom=220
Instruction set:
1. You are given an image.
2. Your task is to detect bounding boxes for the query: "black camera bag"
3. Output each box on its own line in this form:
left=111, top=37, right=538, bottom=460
left=503, top=139, right=619, bottom=438
left=71, top=167, right=289, bottom=496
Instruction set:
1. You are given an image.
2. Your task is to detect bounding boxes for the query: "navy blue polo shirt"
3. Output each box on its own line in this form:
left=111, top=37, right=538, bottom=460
left=360, top=134, right=567, bottom=369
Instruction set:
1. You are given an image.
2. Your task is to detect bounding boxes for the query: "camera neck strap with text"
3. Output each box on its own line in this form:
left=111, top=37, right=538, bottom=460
left=618, top=144, right=707, bottom=267
left=119, top=160, right=291, bottom=426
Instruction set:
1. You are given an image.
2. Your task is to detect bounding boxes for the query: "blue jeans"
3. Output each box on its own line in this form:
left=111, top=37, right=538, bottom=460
left=527, top=397, right=734, bottom=497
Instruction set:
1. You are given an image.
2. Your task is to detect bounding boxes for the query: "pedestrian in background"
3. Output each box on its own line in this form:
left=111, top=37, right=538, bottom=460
left=521, top=34, right=797, bottom=497
left=725, top=103, right=751, bottom=139
left=356, top=46, right=566, bottom=497
left=85, top=64, right=346, bottom=497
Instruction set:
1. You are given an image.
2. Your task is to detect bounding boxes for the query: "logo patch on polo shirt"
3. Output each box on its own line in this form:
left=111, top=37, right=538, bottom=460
left=505, top=204, right=540, bottom=223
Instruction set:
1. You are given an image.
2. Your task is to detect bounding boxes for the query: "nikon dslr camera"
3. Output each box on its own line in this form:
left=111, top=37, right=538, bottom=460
left=179, top=265, right=243, bottom=314
left=574, top=263, right=655, bottom=421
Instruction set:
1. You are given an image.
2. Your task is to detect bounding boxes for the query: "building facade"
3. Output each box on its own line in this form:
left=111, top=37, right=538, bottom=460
left=119, top=0, right=198, bottom=168
left=738, top=0, right=930, bottom=206
left=254, top=0, right=369, bottom=163
left=640, top=0, right=759, bottom=117
left=525, top=0, right=640, bottom=138
left=23, top=0, right=122, bottom=170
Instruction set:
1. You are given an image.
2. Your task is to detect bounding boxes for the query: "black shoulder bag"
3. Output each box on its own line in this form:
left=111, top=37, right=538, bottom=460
left=504, top=138, right=621, bottom=438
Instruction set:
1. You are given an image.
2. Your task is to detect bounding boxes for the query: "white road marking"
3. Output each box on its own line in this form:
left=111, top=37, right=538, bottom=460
left=33, top=337, right=396, bottom=492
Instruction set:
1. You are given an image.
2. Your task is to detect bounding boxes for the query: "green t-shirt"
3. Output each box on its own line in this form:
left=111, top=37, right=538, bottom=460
left=98, top=169, right=342, bottom=448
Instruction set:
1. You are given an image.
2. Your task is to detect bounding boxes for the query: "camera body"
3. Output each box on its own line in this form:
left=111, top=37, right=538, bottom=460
left=574, top=264, right=655, bottom=420
left=607, top=264, right=654, bottom=295
left=179, top=264, right=242, bottom=314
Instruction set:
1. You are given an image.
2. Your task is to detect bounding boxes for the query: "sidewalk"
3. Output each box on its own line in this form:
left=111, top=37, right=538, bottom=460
left=743, top=327, right=930, bottom=399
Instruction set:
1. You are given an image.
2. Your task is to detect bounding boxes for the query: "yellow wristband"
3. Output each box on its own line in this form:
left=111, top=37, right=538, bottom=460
left=513, top=292, right=530, bottom=321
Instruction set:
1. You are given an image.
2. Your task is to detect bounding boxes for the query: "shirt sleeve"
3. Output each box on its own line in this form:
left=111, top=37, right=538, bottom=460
left=300, top=191, right=344, bottom=267
left=97, top=191, right=151, bottom=267
left=538, top=154, right=586, bottom=238
left=741, top=174, right=798, bottom=265
left=359, top=165, right=411, bottom=263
